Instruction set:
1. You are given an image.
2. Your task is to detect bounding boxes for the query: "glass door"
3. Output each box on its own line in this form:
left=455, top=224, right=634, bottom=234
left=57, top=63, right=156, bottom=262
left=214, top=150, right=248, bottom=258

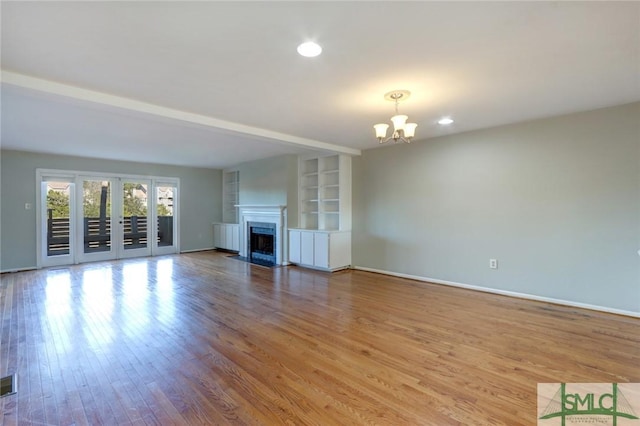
left=78, top=178, right=117, bottom=263
left=40, top=177, right=75, bottom=267
left=119, top=180, right=152, bottom=258
left=153, top=183, right=178, bottom=256
left=38, top=170, right=179, bottom=267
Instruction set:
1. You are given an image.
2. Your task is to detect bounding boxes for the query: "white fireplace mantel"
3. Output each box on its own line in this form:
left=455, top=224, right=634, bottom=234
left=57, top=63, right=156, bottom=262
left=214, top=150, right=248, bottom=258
left=236, top=205, right=287, bottom=265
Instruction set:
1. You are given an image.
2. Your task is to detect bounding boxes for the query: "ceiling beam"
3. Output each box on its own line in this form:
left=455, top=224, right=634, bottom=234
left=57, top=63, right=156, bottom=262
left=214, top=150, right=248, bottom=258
left=1, top=71, right=361, bottom=156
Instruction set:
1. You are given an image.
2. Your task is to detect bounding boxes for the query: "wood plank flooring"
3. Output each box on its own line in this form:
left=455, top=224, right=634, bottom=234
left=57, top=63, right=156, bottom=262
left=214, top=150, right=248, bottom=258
left=1, top=251, right=638, bottom=425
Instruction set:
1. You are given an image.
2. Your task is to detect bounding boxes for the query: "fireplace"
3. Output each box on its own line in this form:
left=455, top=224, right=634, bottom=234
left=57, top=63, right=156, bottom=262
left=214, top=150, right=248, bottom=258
left=248, top=221, right=276, bottom=266
left=238, top=205, right=286, bottom=266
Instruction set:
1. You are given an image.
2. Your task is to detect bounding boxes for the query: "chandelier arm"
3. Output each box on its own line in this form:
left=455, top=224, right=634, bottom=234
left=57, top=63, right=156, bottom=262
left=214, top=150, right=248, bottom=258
left=379, top=135, right=394, bottom=144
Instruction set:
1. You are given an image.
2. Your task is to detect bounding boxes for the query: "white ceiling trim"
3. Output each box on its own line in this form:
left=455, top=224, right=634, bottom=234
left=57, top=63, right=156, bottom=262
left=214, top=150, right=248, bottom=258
left=1, top=71, right=361, bottom=157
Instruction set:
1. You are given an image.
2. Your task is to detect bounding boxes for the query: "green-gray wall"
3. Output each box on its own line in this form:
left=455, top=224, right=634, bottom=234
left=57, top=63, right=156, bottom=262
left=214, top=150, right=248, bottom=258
left=353, top=102, right=640, bottom=314
left=0, top=150, right=222, bottom=271
left=235, top=154, right=298, bottom=228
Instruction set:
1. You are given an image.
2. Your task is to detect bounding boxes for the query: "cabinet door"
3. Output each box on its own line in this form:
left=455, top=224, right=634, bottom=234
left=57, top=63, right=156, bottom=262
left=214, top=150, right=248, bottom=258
left=313, top=232, right=329, bottom=268
left=289, top=230, right=301, bottom=264
left=230, top=225, right=240, bottom=251
left=224, top=225, right=233, bottom=250
left=220, top=224, right=227, bottom=249
left=213, top=224, right=222, bottom=248
left=300, top=232, right=315, bottom=265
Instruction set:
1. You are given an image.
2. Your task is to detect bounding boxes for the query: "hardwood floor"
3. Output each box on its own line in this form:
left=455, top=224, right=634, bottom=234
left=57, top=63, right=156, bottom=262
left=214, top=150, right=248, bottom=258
left=1, top=251, right=638, bottom=425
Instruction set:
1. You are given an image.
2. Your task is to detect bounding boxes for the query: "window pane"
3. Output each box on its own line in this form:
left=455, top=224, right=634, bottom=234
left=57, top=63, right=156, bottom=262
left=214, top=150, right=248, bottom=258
left=156, top=186, right=174, bottom=247
left=83, top=180, right=111, bottom=253
left=46, top=182, right=71, bottom=256
left=123, top=182, right=148, bottom=250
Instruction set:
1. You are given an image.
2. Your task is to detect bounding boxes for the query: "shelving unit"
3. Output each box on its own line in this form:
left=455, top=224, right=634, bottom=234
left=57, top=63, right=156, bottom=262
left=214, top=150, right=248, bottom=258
left=300, top=158, right=319, bottom=229
left=298, top=154, right=351, bottom=231
left=290, top=154, right=352, bottom=271
left=215, top=170, right=240, bottom=252
left=222, top=170, right=239, bottom=224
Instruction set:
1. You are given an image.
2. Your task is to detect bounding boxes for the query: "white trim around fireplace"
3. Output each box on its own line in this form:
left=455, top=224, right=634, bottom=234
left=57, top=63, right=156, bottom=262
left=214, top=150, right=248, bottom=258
left=237, top=205, right=287, bottom=265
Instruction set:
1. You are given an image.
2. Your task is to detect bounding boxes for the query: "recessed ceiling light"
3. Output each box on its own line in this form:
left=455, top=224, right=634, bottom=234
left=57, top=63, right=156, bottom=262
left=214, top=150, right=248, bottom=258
left=438, top=117, right=454, bottom=125
left=297, top=41, right=322, bottom=58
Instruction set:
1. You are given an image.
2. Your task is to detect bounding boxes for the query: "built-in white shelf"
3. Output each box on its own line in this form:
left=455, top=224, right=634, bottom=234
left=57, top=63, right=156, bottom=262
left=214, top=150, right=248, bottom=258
left=291, top=154, right=352, bottom=272
left=222, top=170, right=239, bottom=224
left=298, top=154, right=351, bottom=231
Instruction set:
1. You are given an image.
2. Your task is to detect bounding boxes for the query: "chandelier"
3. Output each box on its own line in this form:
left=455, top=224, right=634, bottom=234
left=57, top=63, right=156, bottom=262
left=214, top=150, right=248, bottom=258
left=374, top=90, right=417, bottom=144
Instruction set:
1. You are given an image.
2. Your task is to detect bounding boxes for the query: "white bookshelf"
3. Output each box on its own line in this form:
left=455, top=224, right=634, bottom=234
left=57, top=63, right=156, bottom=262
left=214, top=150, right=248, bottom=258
left=222, top=170, right=239, bottom=224
left=298, top=154, right=351, bottom=231
left=300, top=158, right=319, bottom=229
left=290, top=154, right=352, bottom=271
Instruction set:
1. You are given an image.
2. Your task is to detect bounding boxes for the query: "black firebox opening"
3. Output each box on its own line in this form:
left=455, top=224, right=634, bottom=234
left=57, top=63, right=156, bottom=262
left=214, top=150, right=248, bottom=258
left=247, top=222, right=276, bottom=266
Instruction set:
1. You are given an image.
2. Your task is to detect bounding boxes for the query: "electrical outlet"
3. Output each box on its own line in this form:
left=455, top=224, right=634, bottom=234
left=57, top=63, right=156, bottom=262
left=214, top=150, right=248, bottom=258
left=489, top=259, right=498, bottom=269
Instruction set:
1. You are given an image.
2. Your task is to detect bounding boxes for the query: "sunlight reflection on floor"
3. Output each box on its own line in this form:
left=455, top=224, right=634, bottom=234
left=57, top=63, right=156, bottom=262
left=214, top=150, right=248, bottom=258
left=154, top=258, right=176, bottom=325
left=45, top=270, right=73, bottom=354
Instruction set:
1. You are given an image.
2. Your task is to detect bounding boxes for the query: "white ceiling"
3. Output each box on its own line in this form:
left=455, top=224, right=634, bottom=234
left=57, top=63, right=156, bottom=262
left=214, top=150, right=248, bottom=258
left=2, top=1, right=639, bottom=169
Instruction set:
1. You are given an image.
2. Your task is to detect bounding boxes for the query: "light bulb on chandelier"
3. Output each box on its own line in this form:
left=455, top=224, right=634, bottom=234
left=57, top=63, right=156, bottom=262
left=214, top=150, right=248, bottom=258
left=374, top=90, right=417, bottom=144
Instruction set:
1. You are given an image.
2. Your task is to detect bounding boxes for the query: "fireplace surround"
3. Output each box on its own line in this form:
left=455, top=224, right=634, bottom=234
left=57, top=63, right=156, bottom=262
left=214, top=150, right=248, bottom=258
left=237, top=205, right=287, bottom=266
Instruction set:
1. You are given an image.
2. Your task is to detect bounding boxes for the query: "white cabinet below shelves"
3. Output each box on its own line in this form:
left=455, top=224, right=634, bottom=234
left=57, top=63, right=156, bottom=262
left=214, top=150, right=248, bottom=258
left=313, top=232, right=329, bottom=269
left=213, top=223, right=240, bottom=252
left=289, top=229, right=301, bottom=264
left=300, top=231, right=315, bottom=266
left=288, top=229, right=350, bottom=271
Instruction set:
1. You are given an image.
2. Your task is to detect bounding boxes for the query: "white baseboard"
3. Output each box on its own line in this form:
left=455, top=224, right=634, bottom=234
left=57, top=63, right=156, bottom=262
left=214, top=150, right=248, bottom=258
left=180, top=247, right=215, bottom=253
left=1, top=266, right=38, bottom=274
left=352, top=265, right=640, bottom=319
